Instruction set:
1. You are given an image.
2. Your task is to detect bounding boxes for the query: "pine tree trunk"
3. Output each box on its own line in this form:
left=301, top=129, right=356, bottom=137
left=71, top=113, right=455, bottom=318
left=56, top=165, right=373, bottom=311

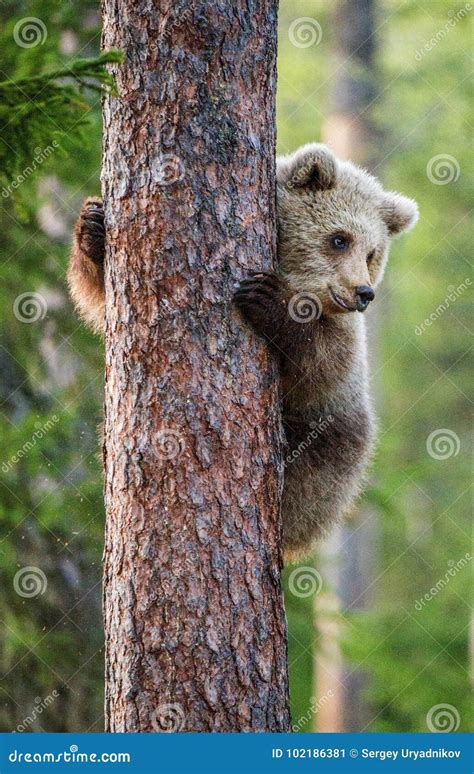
left=101, top=0, right=290, bottom=733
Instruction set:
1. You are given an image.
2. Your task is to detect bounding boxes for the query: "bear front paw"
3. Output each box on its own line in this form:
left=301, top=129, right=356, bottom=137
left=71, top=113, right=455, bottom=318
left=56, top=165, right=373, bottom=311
left=78, top=200, right=105, bottom=266
left=233, top=272, right=288, bottom=335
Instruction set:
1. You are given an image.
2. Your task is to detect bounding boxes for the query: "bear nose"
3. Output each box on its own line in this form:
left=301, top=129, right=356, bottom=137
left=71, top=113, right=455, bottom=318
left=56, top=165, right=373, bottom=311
left=355, top=285, right=375, bottom=312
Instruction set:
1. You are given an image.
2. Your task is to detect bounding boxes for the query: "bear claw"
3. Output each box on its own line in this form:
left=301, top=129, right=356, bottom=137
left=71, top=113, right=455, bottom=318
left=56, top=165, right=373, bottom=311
left=79, top=201, right=105, bottom=266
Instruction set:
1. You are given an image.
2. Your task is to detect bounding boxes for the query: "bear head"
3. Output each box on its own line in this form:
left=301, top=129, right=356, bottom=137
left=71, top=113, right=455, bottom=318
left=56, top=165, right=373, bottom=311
left=276, top=143, right=418, bottom=316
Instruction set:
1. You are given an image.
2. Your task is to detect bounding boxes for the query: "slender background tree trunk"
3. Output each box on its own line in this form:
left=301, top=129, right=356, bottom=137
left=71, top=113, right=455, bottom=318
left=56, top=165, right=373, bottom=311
left=315, top=0, right=378, bottom=733
left=101, top=0, right=290, bottom=732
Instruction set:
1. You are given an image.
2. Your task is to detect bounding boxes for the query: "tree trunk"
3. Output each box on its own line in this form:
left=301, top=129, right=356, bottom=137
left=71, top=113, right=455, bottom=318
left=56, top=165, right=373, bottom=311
left=101, top=0, right=290, bottom=733
left=314, top=0, right=378, bottom=733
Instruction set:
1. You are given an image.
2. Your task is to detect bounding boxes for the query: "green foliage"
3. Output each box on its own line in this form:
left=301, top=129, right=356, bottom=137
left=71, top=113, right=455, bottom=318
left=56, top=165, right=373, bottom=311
left=282, top=565, right=315, bottom=732
left=279, top=0, right=472, bottom=733
left=0, top=0, right=107, bottom=732
left=0, top=52, right=122, bottom=188
left=0, top=0, right=470, bottom=733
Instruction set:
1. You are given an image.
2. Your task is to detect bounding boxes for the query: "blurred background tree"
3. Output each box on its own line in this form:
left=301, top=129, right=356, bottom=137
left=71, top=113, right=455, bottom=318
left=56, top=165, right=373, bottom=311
left=0, top=0, right=471, bottom=732
left=280, top=0, right=472, bottom=734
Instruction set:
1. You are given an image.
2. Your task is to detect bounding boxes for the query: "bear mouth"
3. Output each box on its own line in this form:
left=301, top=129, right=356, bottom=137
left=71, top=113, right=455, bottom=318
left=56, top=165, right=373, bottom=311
left=329, top=287, right=356, bottom=312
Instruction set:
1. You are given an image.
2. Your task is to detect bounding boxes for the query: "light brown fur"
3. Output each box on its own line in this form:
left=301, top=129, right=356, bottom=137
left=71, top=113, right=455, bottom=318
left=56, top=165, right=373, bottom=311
left=67, top=198, right=105, bottom=335
left=68, top=143, right=418, bottom=560
left=237, top=144, right=418, bottom=558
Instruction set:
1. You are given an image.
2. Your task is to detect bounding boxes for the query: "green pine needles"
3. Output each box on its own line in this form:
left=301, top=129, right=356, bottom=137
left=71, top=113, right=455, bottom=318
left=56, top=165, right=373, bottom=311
left=0, top=51, right=122, bottom=189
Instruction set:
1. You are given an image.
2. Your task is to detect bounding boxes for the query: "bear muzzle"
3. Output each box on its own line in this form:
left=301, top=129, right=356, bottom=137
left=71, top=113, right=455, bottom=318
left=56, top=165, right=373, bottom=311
left=355, top=285, right=375, bottom=312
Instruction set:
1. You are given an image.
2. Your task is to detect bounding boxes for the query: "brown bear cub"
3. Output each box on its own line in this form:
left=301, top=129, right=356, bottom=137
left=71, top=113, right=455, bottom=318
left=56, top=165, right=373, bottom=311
left=68, top=143, right=418, bottom=560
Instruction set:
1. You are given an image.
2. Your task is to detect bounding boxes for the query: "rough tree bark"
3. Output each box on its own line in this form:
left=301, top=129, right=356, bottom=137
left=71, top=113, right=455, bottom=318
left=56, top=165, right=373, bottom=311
left=101, top=1, right=290, bottom=732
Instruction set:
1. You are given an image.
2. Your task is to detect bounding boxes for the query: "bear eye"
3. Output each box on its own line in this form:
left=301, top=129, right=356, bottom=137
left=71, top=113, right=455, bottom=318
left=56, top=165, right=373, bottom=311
left=367, top=250, right=376, bottom=265
left=331, top=234, right=349, bottom=250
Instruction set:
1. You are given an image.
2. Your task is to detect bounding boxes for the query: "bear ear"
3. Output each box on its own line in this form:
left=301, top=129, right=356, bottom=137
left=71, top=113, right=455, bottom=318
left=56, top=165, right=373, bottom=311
left=380, top=192, right=419, bottom=236
left=277, top=143, right=337, bottom=191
